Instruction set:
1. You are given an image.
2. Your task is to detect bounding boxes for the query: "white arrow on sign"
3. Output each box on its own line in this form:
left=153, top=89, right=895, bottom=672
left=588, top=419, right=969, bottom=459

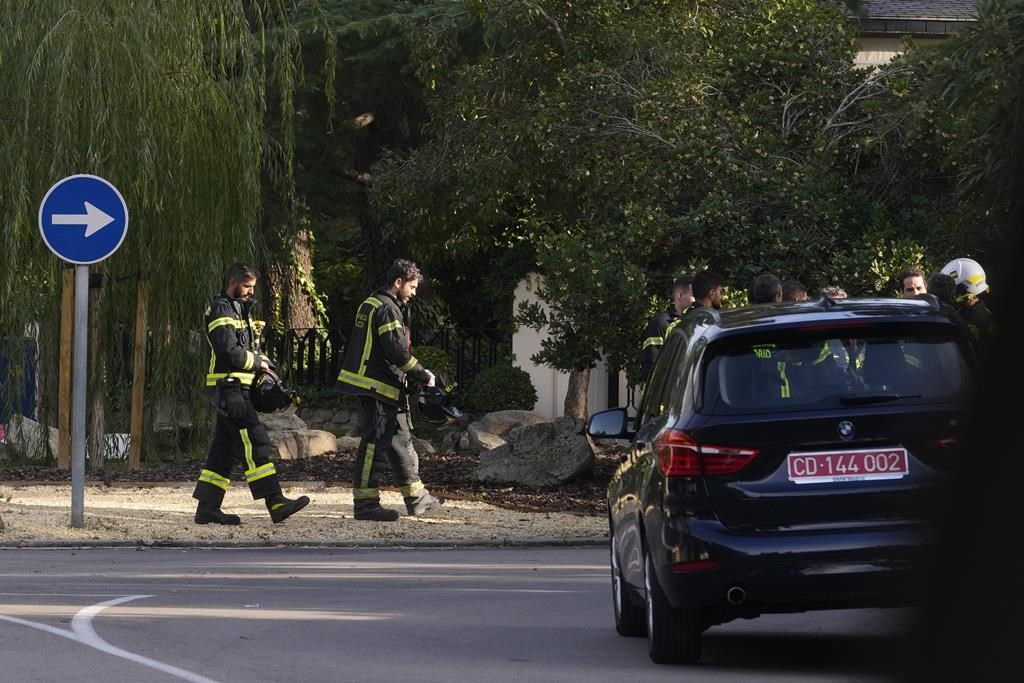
left=51, top=201, right=115, bottom=237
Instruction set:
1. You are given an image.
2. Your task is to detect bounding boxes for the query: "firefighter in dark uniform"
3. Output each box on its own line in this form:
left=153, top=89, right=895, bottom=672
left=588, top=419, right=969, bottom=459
left=640, top=275, right=694, bottom=382
left=336, top=258, right=444, bottom=522
left=192, top=262, right=309, bottom=525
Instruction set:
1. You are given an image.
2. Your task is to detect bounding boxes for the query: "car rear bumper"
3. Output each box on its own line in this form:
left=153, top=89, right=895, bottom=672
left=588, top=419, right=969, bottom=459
left=652, top=517, right=931, bottom=616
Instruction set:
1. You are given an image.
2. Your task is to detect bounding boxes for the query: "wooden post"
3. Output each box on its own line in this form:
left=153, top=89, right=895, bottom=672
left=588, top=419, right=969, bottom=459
left=128, top=281, right=149, bottom=470
left=57, top=268, right=74, bottom=469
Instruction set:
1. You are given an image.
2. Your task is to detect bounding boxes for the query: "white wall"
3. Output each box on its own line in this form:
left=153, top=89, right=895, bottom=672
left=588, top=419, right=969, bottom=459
left=855, top=36, right=945, bottom=68
left=512, top=273, right=630, bottom=419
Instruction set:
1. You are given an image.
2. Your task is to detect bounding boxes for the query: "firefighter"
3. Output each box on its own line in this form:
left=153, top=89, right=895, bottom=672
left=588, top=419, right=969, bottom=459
left=336, top=258, right=444, bottom=522
left=192, top=262, right=309, bottom=525
left=639, top=275, right=694, bottom=382
left=941, top=257, right=995, bottom=347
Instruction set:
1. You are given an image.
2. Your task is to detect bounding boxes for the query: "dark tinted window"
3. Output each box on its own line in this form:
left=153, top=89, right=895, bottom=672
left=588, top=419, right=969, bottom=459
left=638, top=329, right=688, bottom=424
left=701, top=325, right=973, bottom=415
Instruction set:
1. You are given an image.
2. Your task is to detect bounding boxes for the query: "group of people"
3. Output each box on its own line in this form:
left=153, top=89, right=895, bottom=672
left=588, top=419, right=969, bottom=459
left=192, top=258, right=445, bottom=526
left=640, top=257, right=995, bottom=382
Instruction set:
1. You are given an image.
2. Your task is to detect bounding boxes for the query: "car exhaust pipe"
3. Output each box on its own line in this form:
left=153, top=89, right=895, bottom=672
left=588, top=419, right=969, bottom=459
left=726, top=586, right=746, bottom=605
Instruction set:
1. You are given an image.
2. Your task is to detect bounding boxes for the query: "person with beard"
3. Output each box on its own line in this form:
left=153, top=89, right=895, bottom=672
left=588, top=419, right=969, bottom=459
left=689, top=270, right=725, bottom=311
left=639, top=274, right=694, bottom=382
left=192, top=262, right=309, bottom=525
left=336, top=258, right=444, bottom=522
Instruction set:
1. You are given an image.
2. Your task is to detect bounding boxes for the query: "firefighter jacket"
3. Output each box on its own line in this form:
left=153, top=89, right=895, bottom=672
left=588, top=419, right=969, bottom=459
left=336, top=288, right=432, bottom=405
left=640, top=305, right=681, bottom=382
left=204, top=292, right=269, bottom=388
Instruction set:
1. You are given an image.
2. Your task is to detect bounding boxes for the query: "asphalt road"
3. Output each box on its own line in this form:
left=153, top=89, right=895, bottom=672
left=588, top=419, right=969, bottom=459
left=0, top=546, right=912, bottom=682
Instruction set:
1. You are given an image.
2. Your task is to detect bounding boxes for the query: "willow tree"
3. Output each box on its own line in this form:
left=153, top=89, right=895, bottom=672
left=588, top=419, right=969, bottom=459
left=0, top=1, right=329, bottom=461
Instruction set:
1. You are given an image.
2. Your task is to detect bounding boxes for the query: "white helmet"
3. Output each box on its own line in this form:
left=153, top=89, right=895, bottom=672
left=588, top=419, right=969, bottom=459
left=941, top=257, right=988, bottom=297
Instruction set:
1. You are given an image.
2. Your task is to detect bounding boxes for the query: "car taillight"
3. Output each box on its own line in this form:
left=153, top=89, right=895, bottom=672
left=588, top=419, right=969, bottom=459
left=935, top=436, right=958, bottom=450
left=656, top=429, right=759, bottom=476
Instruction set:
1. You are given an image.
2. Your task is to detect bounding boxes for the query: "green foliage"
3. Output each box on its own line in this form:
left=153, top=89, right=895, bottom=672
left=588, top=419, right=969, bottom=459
left=0, top=1, right=324, bottom=455
left=411, top=345, right=456, bottom=386
left=464, top=364, right=538, bottom=415
left=906, top=0, right=1024, bottom=263
left=375, top=0, right=970, bottom=384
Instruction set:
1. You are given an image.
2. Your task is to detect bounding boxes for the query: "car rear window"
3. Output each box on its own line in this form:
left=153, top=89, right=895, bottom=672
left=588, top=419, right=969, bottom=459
left=701, top=325, right=974, bottom=415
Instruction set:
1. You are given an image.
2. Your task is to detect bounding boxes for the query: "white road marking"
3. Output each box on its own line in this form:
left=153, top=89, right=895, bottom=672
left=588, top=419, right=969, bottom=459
left=0, top=595, right=219, bottom=683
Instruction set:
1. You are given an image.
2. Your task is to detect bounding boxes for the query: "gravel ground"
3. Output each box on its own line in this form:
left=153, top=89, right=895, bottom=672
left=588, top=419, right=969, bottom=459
left=0, top=482, right=607, bottom=546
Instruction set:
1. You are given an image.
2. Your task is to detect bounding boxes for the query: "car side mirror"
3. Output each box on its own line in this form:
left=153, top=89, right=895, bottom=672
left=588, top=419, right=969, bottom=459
left=586, top=408, right=633, bottom=439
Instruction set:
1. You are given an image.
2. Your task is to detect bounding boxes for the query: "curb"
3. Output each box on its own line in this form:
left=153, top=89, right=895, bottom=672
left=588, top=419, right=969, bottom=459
left=0, top=537, right=610, bottom=550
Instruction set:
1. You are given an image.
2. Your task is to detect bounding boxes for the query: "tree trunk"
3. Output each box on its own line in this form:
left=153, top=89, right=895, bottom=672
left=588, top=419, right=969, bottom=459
left=264, top=226, right=319, bottom=331
left=563, top=366, right=590, bottom=420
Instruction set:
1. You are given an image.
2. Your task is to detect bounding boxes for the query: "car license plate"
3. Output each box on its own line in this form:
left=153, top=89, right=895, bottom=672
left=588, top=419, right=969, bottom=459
left=787, top=447, right=909, bottom=484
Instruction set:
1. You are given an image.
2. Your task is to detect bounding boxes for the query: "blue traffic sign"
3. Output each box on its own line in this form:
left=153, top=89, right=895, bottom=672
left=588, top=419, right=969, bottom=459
left=38, top=174, right=128, bottom=265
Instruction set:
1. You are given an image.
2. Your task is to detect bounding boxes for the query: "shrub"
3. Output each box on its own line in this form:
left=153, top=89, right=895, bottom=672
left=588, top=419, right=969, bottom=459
left=411, top=345, right=457, bottom=387
left=464, top=364, right=537, bottom=415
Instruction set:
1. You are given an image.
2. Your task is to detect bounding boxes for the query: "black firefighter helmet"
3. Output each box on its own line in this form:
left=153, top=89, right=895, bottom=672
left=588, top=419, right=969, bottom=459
left=251, top=368, right=300, bottom=414
left=417, top=378, right=464, bottom=425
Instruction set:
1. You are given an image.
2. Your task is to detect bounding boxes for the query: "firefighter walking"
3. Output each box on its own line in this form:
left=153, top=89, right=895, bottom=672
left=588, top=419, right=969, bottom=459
left=192, top=261, right=309, bottom=525
left=336, top=258, right=444, bottom=522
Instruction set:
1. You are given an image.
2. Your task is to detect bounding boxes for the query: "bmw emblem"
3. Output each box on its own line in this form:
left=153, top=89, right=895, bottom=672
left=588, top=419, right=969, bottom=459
left=837, top=421, right=855, bottom=441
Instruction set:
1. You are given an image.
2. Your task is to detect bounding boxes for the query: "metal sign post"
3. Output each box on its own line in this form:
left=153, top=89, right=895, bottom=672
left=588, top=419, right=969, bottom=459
left=39, top=174, right=128, bottom=528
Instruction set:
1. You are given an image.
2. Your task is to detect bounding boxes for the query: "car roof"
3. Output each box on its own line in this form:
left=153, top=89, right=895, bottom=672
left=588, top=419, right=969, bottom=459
left=678, top=296, right=960, bottom=342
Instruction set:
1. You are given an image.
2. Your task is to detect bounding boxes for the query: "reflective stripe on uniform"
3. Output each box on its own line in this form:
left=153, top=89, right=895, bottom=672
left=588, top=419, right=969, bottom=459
left=400, top=481, right=426, bottom=498
left=240, top=428, right=255, bottom=471
left=399, top=356, right=418, bottom=373
left=208, top=316, right=243, bottom=333
left=777, top=362, right=791, bottom=398
left=337, top=369, right=400, bottom=401
left=205, top=371, right=256, bottom=386
left=378, top=320, right=403, bottom=335
left=357, top=298, right=383, bottom=375
left=242, top=350, right=255, bottom=371
left=245, top=462, right=277, bottom=484
left=198, top=469, right=230, bottom=491
left=359, top=443, right=376, bottom=490
left=642, top=336, right=663, bottom=350
left=353, top=487, right=378, bottom=500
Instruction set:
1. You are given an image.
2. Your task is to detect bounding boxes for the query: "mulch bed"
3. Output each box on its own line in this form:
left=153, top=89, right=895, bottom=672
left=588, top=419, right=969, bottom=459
left=0, top=448, right=620, bottom=516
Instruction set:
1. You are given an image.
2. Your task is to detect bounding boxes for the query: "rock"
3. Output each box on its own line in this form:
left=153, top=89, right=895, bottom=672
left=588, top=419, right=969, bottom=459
left=5, top=416, right=59, bottom=461
left=0, top=513, right=4, bottom=532
left=467, top=423, right=507, bottom=452
left=412, top=437, right=435, bottom=455
left=478, top=410, right=546, bottom=436
left=336, top=435, right=362, bottom=451
left=268, top=429, right=337, bottom=460
left=472, top=416, right=594, bottom=487
left=466, top=410, right=547, bottom=453
left=436, top=426, right=465, bottom=452
left=258, top=412, right=307, bottom=431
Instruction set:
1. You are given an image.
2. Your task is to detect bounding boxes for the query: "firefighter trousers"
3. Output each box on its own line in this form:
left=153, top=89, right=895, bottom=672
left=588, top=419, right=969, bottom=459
left=352, top=396, right=425, bottom=509
left=193, top=391, right=281, bottom=505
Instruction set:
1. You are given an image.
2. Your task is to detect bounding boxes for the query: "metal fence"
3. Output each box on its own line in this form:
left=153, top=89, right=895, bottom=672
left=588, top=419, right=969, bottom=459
left=261, top=326, right=510, bottom=390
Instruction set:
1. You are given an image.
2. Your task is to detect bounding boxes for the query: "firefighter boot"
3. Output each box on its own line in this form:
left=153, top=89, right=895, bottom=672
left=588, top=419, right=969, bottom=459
left=353, top=502, right=400, bottom=522
left=405, top=492, right=445, bottom=517
left=195, top=501, right=241, bottom=525
left=266, top=493, right=310, bottom=524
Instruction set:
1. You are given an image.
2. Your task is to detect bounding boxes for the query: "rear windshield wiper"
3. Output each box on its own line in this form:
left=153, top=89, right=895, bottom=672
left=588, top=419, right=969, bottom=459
left=839, top=393, right=921, bottom=405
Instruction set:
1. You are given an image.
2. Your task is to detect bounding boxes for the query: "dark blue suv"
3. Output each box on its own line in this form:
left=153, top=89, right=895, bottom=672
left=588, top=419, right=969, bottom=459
left=587, top=296, right=975, bottom=664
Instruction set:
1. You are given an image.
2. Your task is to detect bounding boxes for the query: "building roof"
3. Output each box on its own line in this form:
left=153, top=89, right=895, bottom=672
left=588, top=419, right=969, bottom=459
left=858, top=1, right=979, bottom=20
left=842, top=1, right=979, bottom=35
